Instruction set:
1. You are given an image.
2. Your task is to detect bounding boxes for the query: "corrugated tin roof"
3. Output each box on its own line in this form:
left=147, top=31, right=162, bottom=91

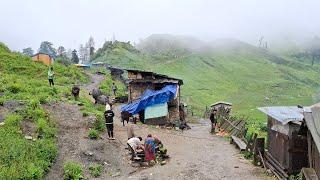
left=124, top=68, right=183, bottom=85
left=210, top=101, right=232, bottom=107
left=258, top=106, right=304, bottom=125
left=304, top=103, right=320, bottom=154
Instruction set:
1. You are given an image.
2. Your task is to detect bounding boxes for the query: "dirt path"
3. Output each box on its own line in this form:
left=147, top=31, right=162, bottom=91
left=44, top=72, right=270, bottom=180
left=44, top=73, right=134, bottom=179
left=112, top=106, right=270, bottom=180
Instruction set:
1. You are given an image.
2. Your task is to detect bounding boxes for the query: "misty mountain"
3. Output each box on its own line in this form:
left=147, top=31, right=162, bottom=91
left=92, top=35, right=320, bottom=124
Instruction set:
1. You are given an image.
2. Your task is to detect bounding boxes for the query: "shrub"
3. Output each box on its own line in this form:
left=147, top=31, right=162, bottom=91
left=88, top=129, right=99, bottom=139
left=36, top=118, right=56, bottom=138
left=63, top=162, right=83, bottom=180
left=82, top=111, right=90, bottom=117
left=6, top=83, right=23, bottom=93
left=89, top=164, right=103, bottom=177
left=28, top=99, right=40, bottom=110
left=4, top=114, right=23, bottom=126
left=93, top=116, right=105, bottom=132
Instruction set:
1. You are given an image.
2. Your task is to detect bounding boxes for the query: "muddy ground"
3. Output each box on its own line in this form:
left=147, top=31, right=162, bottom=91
left=44, top=73, right=272, bottom=180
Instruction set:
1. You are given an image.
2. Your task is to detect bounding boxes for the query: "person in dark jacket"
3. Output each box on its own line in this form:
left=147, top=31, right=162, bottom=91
left=104, top=104, right=115, bottom=140
left=209, top=109, right=217, bottom=133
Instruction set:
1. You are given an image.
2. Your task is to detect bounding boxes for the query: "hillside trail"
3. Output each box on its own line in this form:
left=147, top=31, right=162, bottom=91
left=44, top=71, right=271, bottom=180
left=112, top=107, right=271, bottom=180
left=44, top=72, right=134, bottom=180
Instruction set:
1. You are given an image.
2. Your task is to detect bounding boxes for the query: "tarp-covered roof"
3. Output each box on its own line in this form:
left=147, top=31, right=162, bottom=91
left=121, top=84, right=177, bottom=115
left=258, top=106, right=304, bottom=125
left=304, top=103, right=320, bottom=154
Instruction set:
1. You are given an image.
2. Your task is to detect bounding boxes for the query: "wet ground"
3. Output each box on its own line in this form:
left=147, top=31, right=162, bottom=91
left=113, top=106, right=269, bottom=180
left=44, top=73, right=271, bottom=180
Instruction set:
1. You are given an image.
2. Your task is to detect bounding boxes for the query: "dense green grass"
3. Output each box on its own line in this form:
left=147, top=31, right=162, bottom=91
left=0, top=42, right=88, bottom=179
left=99, top=72, right=126, bottom=97
left=92, top=39, right=320, bottom=134
left=63, top=162, right=83, bottom=180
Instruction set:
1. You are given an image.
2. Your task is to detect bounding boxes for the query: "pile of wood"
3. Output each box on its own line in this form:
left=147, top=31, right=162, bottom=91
left=264, top=152, right=289, bottom=179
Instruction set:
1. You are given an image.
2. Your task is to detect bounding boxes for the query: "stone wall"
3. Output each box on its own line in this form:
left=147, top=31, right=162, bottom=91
left=128, top=82, right=181, bottom=124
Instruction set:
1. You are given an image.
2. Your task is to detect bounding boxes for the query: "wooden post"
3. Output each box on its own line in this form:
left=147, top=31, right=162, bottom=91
left=253, top=138, right=265, bottom=166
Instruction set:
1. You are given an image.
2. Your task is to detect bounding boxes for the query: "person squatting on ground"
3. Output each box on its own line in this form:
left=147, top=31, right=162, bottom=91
left=71, top=85, right=80, bottom=100
left=210, top=109, right=218, bottom=133
left=145, top=134, right=156, bottom=165
left=48, top=67, right=55, bottom=86
left=127, top=137, right=144, bottom=153
left=127, top=137, right=144, bottom=160
left=104, top=104, right=115, bottom=140
left=154, top=136, right=167, bottom=158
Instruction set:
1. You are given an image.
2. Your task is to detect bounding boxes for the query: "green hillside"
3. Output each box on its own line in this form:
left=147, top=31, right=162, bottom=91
left=92, top=35, right=320, bottom=130
left=0, top=42, right=88, bottom=179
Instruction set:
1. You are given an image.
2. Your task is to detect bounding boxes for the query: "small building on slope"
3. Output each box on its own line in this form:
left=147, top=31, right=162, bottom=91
left=32, top=53, right=54, bottom=66
left=303, top=103, right=320, bottom=178
left=121, top=69, right=183, bottom=125
left=258, top=106, right=309, bottom=176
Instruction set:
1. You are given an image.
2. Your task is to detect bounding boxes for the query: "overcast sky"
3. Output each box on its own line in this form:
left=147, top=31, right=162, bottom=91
left=0, top=0, right=319, bottom=51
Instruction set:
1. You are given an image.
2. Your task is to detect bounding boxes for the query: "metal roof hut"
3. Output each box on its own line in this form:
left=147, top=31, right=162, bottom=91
left=210, top=101, right=232, bottom=118
left=303, top=103, right=320, bottom=178
left=122, top=69, right=183, bottom=125
left=258, top=106, right=309, bottom=175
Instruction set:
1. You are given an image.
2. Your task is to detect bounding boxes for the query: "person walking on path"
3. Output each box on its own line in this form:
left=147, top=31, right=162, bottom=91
left=48, top=67, right=55, bottom=86
left=209, top=109, right=217, bottom=133
left=104, top=104, right=115, bottom=140
left=111, top=82, right=117, bottom=96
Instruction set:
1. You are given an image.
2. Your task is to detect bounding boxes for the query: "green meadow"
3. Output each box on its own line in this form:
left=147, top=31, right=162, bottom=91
left=92, top=37, right=320, bottom=132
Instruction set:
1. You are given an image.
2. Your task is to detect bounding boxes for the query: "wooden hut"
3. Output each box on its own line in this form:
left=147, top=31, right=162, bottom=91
left=124, top=69, right=183, bottom=125
left=32, top=53, right=54, bottom=66
left=210, top=101, right=232, bottom=117
left=258, top=106, right=309, bottom=176
left=303, top=104, right=320, bottom=178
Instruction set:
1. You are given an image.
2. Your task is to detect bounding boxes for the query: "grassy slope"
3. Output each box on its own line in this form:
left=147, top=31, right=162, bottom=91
left=0, top=42, right=88, bottom=179
left=92, top=39, right=320, bottom=132
left=154, top=50, right=319, bottom=126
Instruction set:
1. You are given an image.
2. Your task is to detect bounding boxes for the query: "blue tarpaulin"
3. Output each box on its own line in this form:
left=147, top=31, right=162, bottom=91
left=145, top=103, right=168, bottom=120
left=121, top=85, right=177, bottom=115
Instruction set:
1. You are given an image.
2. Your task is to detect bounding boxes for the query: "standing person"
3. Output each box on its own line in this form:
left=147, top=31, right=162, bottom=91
left=209, top=109, right=217, bottom=133
left=48, top=67, right=55, bottom=86
left=111, top=82, right=117, bottom=96
left=144, top=134, right=156, bottom=165
left=104, top=104, right=115, bottom=140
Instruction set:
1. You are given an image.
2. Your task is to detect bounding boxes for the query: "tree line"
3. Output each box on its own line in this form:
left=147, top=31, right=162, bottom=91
left=22, top=36, right=95, bottom=66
